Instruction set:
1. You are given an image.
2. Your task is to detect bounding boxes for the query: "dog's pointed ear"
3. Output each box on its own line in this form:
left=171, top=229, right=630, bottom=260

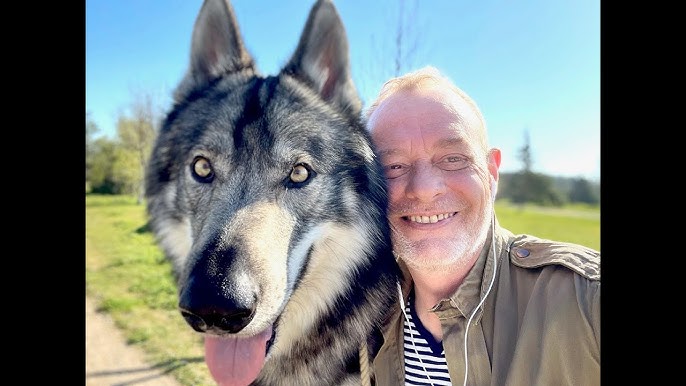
left=282, top=0, right=362, bottom=117
left=175, top=0, right=255, bottom=101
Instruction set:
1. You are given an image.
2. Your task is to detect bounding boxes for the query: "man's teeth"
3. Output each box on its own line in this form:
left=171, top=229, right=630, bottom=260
left=409, top=213, right=454, bottom=224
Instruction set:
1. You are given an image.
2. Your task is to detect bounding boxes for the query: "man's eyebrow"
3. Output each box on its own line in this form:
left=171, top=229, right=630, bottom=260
left=377, top=148, right=402, bottom=158
left=435, top=137, right=465, bottom=149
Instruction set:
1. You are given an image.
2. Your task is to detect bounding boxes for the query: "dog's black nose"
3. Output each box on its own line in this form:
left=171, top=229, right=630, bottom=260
left=179, top=301, right=256, bottom=334
left=178, top=269, right=258, bottom=333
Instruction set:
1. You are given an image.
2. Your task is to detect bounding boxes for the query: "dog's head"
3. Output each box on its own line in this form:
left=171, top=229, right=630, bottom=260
left=145, top=0, right=391, bottom=384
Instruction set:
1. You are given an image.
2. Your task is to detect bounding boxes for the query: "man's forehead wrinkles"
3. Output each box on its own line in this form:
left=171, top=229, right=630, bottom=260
left=377, top=136, right=466, bottom=157
left=378, top=148, right=402, bottom=157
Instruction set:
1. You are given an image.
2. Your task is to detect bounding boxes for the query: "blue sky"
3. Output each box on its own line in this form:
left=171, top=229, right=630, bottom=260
left=86, top=0, right=600, bottom=181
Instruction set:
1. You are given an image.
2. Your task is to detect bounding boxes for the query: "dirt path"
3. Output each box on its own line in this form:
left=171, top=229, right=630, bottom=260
left=85, top=296, right=184, bottom=386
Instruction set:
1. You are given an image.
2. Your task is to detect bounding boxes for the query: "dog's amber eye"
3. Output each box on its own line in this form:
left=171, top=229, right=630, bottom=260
left=192, top=156, right=214, bottom=180
left=290, top=164, right=309, bottom=183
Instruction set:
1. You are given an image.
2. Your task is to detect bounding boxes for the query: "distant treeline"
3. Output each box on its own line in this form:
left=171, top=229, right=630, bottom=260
left=497, top=172, right=599, bottom=206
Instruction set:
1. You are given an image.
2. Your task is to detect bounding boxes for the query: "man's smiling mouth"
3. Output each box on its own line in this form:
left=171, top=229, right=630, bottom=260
left=406, top=212, right=456, bottom=224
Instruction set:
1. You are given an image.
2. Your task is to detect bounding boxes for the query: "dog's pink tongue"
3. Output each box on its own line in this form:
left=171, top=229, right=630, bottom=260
left=205, top=327, right=273, bottom=386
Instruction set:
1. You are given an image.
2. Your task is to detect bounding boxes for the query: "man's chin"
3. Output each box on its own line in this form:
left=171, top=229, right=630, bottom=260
left=392, top=216, right=491, bottom=273
left=401, top=255, right=462, bottom=274
left=394, top=239, right=467, bottom=273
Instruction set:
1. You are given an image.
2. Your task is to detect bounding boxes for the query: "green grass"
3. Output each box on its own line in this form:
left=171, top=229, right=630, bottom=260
left=495, top=201, right=600, bottom=251
left=86, top=194, right=215, bottom=386
left=86, top=194, right=600, bottom=386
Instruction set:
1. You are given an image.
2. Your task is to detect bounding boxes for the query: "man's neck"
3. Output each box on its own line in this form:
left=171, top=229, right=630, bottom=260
left=406, top=254, right=480, bottom=341
left=409, top=262, right=472, bottom=308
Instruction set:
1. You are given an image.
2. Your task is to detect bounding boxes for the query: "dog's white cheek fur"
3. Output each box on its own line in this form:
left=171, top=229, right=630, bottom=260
left=275, top=221, right=375, bottom=353
left=158, top=185, right=193, bottom=273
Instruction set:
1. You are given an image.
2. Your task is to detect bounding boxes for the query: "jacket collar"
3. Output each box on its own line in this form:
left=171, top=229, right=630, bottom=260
left=447, top=218, right=515, bottom=319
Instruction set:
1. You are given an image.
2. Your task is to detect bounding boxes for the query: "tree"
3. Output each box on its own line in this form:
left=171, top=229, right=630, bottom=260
left=86, top=111, right=100, bottom=192
left=517, top=129, right=533, bottom=173
left=116, top=91, right=160, bottom=204
left=392, top=0, right=422, bottom=77
left=86, top=111, right=99, bottom=139
left=88, top=137, right=123, bottom=194
left=568, top=177, right=599, bottom=204
left=359, top=0, right=427, bottom=104
left=509, top=129, right=564, bottom=206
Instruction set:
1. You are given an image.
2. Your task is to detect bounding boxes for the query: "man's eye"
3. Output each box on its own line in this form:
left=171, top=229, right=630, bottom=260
left=383, top=164, right=409, bottom=179
left=437, top=154, right=470, bottom=171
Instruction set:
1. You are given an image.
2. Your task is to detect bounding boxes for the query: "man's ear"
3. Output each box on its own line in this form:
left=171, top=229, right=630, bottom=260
left=488, top=148, right=501, bottom=202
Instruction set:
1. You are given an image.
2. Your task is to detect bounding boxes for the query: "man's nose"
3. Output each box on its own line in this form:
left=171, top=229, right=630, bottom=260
left=405, top=162, right=446, bottom=202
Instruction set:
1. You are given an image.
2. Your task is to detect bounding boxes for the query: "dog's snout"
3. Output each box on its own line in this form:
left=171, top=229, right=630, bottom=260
left=179, top=300, right=256, bottom=334
left=178, top=254, right=259, bottom=334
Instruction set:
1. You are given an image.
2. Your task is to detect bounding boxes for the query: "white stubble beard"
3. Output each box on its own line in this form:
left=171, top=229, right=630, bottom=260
left=392, top=198, right=493, bottom=274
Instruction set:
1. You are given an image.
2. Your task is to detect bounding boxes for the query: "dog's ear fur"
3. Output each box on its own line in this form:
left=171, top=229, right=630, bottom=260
left=281, top=0, right=362, bottom=117
left=175, top=0, right=256, bottom=101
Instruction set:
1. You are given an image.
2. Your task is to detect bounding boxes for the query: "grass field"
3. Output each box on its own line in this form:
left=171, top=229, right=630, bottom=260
left=85, top=194, right=600, bottom=385
left=495, top=201, right=600, bottom=250
left=86, top=194, right=215, bottom=385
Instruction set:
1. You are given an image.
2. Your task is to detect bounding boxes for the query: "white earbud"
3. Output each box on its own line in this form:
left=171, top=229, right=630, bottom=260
left=490, top=178, right=497, bottom=203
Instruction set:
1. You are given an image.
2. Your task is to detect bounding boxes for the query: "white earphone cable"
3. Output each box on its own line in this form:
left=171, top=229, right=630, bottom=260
left=397, top=282, right=435, bottom=386
left=462, top=209, right=497, bottom=386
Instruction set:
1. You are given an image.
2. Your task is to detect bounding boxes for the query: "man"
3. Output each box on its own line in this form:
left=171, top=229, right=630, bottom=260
left=362, top=66, right=600, bottom=385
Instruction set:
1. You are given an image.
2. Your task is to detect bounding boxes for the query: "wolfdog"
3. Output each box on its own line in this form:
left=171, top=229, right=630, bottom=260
left=144, top=0, right=400, bottom=384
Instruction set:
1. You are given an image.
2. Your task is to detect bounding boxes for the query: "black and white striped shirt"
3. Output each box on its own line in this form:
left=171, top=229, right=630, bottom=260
left=403, top=293, right=452, bottom=385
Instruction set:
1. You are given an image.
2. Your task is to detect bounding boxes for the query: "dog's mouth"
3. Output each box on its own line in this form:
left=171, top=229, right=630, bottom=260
left=204, top=325, right=276, bottom=386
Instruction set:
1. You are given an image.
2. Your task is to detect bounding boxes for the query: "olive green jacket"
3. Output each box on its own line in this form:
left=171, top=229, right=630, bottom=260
left=366, top=221, right=600, bottom=386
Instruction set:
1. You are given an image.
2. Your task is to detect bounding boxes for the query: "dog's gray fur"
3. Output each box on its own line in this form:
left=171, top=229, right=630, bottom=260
left=145, top=0, right=399, bottom=384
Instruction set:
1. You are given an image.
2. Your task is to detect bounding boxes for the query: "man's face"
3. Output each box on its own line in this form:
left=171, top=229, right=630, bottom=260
left=368, top=86, right=495, bottom=272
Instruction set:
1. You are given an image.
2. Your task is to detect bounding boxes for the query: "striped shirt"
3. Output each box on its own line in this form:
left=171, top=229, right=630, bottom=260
left=403, top=293, right=452, bottom=385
